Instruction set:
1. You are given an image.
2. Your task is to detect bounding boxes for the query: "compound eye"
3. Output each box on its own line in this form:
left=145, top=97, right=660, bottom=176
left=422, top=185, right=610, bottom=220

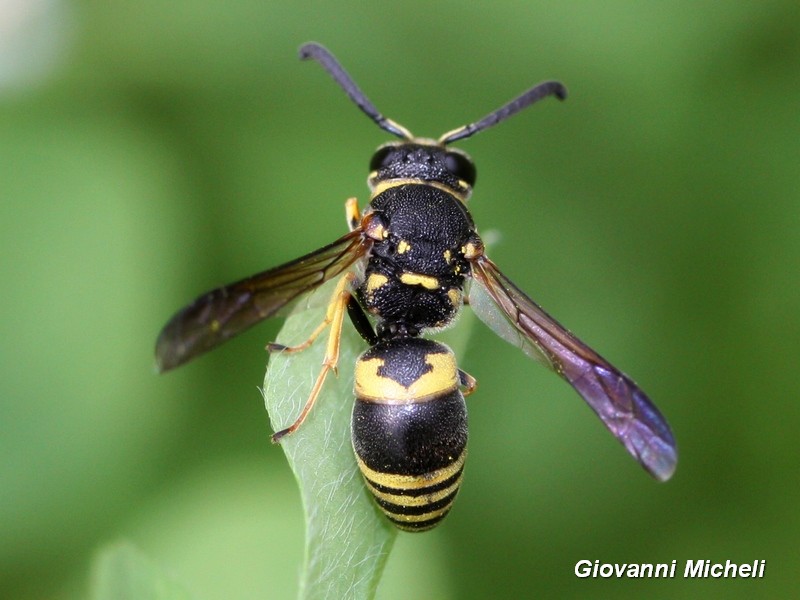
left=444, top=151, right=476, bottom=187
left=369, top=146, right=395, bottom=172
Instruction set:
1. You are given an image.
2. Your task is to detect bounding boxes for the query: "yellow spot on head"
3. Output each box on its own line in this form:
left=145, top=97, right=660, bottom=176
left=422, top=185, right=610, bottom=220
left=397, top=240, right=411, bottom=254
left=443, top=249, right=452, bottom=264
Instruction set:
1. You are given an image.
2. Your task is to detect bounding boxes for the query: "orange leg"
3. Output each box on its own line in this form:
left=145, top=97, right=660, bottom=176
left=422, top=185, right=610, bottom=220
left=459, top=369, right=478, bottom=397
left=345, top=197, right=361, bottom=231
left=271, top=273, right=354, bottom=443
left=266, top=318, right=330, bottom=354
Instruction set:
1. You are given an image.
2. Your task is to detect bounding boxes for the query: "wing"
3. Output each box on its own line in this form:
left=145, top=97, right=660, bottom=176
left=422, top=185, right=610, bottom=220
left=468, top=255, right=677, bottom=481
left=156, top=230, right=369, bottom=372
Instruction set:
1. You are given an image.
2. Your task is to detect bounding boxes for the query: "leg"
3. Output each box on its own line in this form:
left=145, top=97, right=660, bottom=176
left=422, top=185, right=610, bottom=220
left=266, top=270, right=357, bottom=355
left=345, top=197, right=361, bottom=231
left=267, top=318, right=330, bottom=354
left=271, top=273, right=354, bottom=443
left=347, top=295, right=378, bottom=345
left=459, top=369, right=477, bottom=396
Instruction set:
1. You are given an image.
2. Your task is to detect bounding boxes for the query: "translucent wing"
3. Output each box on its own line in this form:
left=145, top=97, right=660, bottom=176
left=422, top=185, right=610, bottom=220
left=469, top=256, right=677, bottom=481
left=156, top=230, right=369, bottom=372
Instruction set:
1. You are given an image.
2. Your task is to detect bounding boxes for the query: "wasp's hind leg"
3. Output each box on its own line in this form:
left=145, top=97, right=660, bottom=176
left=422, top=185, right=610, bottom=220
left=459, top=369, right=477, bottom=396
left=270, top=272, right=355, bottom=443
left=346, top=294, right=378, bottom=346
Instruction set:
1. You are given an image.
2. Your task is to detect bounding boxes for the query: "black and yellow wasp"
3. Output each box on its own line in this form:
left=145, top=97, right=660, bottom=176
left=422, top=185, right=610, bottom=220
left=156, top=43, right=677, bottom=532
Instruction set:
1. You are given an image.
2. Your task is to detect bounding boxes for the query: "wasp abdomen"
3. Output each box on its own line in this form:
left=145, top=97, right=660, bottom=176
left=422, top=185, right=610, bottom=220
left=352, top=337, right=467, bottom=531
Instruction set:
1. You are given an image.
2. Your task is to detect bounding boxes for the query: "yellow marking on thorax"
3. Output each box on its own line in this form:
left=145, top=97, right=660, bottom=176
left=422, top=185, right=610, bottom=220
left=369, top=178, right=469, bottom=203
left=365, top=273, right=389, bottom=293
left=399, top=272, right=439, bottom=290
left=355, top=352, right=458, bottom=403
left=447, top=288, right=462, bottom=308
left=461, top=241, right=481, bottom=260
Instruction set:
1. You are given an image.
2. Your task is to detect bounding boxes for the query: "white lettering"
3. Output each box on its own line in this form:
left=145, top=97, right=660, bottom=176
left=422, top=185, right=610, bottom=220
left=723, top=560, right=738, bottom=577
left=684, top=560, right=706, bottom=578
left=658, top=561, right=677, bottom=578
left=683, top=559, right=766, bottom=578
left=575, top=559, right=765, bottom=579
left=574, top=560, right=678, bottom=578
left=575, top=560, right=593, bottom=578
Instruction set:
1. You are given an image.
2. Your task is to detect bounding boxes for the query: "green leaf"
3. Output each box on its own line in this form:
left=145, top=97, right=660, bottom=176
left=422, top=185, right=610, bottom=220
left=90, top=541, right=193, bottom=600
left=263, top=279, right=475, bottom=600
left=263, top=279, right=395, bottom=600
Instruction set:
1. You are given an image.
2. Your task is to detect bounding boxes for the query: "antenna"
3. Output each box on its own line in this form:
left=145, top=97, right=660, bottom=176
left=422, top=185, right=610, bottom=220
left=299, top=42, right=414, bottom=140
left=438, top=81, right=567, bottom=144
left=300, top=42, right=567, bottom=145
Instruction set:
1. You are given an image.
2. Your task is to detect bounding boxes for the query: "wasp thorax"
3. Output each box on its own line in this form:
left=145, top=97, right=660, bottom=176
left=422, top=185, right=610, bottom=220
left=358, top=177, right=475, bottom=335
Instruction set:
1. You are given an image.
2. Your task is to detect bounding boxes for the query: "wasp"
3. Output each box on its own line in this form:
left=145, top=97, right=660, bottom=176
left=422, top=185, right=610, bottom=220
left=156, top=42, right=677, bottom=532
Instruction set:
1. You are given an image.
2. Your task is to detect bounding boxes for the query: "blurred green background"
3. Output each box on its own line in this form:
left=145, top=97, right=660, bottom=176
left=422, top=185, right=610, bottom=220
left=2, top=1, right=798, bottom=598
